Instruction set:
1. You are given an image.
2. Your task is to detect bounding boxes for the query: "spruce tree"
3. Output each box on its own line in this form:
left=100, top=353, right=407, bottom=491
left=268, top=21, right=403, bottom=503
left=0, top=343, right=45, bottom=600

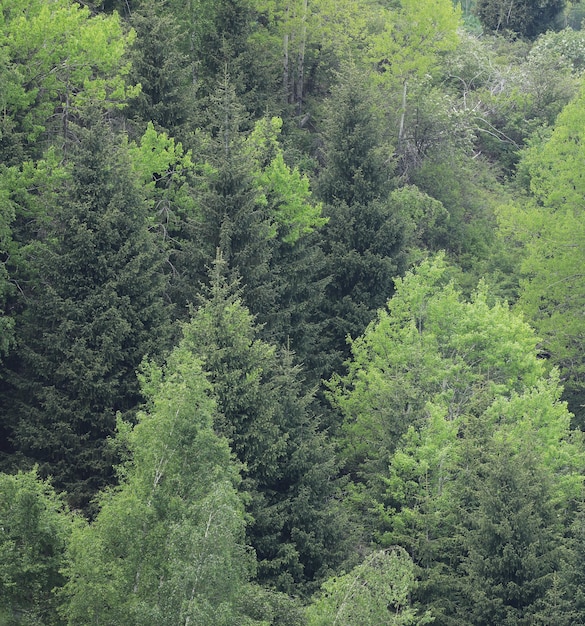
left=183, top=256, right=349, bottom=594
left=315, top=65, right=407, bottom=375
left=126, top=3, right=194, bottom=133
left=459, top=442, right=564, bottom=625
left=199, top=78, right=276, bottom=321
left=0, top=116, right=171, bottom=510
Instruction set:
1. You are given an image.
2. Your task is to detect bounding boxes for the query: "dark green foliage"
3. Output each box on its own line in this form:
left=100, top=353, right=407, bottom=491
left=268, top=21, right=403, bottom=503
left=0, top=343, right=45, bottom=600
left=458, top=442, right=564, bottom=625
left=532, top=504, right=585, bottom=625
left=317, top=198, right=408, bottom=375
left=127, top=4, right=194, bottom=133
left=315, top=66, right=408, bottom=374
left=0, top=118, right=171, bottom=510
left=252, top=348, right=350, bottom=593
left=316, top=65, right=393, bottom=208
left=199, top=80, right=276, bottom=320
left=475, top=0, right=566, bottom=38
left=260, top=231, right=327, bottom=378
left=184, top=259, right=348, bottom=594
left=3, top=0, right=585, bottom=618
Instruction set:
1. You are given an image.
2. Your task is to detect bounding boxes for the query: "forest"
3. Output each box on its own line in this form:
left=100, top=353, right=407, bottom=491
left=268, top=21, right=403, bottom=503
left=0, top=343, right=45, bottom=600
left=2, top=0, right=585, bottom=623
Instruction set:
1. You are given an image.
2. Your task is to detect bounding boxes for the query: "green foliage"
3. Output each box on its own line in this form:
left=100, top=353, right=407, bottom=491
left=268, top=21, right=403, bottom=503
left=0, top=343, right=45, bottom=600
left=2, top=0, right=585, bottom=617
left=61, top=342, right=259, bottom=625
left=247, top=117, right=327, bottom=244
left=460, top=441, right=566, bottom=625
left=199, top=78, right=278, bottom=319
left=330, top=254, right=545, bottom=476
left=183, top=259, right=282, bottom=479
left=0, top=118, right=171, bottom=509
left=183, top=258, right=348, bottom=594
left=317, top=63, right=393, bottom=207
left=370, top=0, right=461, bottom=88
left=306, top=548, right=432, bottom=626
left=315, top=64, right=408, bottom=374
left=0, top=469, right=73, bottom=626
left=197, top=83, right=327, bottom=359
left=330, top=254, right=584, bottom=622
left=501, top=84, right=585, bottom=423
left=0, top=0, right=138, bottom=151
left=126, top=3, right=194, bottom=131
left=476, top=0, right=566, bottom=38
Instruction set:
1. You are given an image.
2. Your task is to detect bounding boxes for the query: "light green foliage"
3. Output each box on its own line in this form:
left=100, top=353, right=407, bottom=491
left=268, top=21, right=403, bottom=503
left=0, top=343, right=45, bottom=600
left=500, top=84, right=585, bottom=421
left=330, top=254, right=583, bottom=621
left=0, top=469, right=73, bottom=625
left=390, top=186, right=448, bottom=258
left=520, top=85, right=585, bottom=208
left=246, top=117, right=326, bottom=243
left=306, top=548, right=432, bottom=626
left=370, top=0, right=461, bottom=87
left=484, top=373, right=584, bottom=500
left=62, top=343, right=258, bottom=626
left=377, top=404, right=462, bottom=553
left=330, top=254, right=545, bottom=473
left=1, top=147, right=67, bottom=242
left=1, top=0, right=139, bottom=143
left=529, top=28, right=585, bottom=74
left=128, top=121, right=202, bottom=218
left=368, top=0, right=462, bottom=180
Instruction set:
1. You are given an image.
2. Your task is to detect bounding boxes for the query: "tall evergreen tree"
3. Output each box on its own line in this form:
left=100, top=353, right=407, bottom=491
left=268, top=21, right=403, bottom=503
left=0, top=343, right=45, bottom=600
left=126, top=3, right=194, bottom=133
left=199, top=78, right=277, bottom=319
left=0, top=116, right=171, bottom=510
left=458, top=442, right=565, bottom=625
left=315, top=65, right=408, bottom=375
left=183, top=257, right=349, bottom=594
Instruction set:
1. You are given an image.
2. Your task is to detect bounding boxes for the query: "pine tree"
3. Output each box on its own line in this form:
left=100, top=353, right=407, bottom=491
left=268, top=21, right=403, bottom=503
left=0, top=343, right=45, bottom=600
left=0, top=116, right=171, bottom=511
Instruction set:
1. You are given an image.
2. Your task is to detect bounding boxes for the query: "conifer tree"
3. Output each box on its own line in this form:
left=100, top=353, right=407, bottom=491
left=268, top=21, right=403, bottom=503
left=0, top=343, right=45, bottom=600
left=126, top=3, right=194, bottom=133
left=315, top=65, right=407, bottom=375
left=199, top=78, right=277, bottom=320
left=183, top=256, right=348, bottom=594
left=0, top=116, right=171, bottom=510
left=459, top=442, right=564, bottom=626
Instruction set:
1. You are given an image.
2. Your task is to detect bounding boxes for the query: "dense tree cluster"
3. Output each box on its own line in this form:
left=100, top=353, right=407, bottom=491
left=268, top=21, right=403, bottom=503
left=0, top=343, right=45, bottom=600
left=2, top=0, right=585, bottom=623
